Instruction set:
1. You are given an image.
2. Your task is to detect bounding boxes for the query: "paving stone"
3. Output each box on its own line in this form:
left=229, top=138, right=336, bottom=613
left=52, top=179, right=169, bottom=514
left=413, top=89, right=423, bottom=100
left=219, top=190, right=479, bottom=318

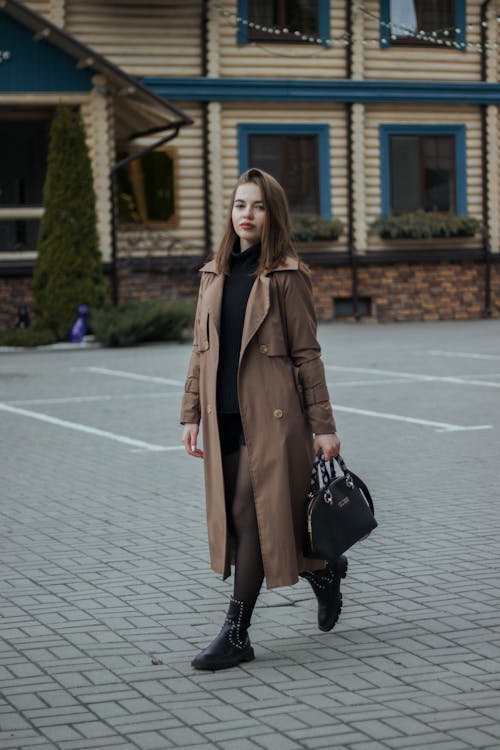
left=0, top=731, right=51, bottom=750
left=125, top=731, right=173, bottom=749
left=1, top=323, right=500, bottom=749
left=386, top=739, right=469, bottom=750
left=350, top=719, right=403, bottom=741
left=158, top=726, right=207, bottom=746
left=254, top=733, right=304, bottom=750
left=40, top=725, right=83, bottom=742
left=450, top=727, right=500, bottom=746
left=217, top=740, right=266, bottom=750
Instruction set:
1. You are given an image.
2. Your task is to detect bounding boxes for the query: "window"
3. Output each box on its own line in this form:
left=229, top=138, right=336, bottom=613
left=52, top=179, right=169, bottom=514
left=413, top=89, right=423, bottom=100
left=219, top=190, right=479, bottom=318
left=237, top=0, right=329, bottom=45
left=379, top=125, right=467, bottom=216
left=0, top=117, right=49, bottom=252
left=380, top=0, right=466, bottom=49
left=116, top=149, right=176, bottom=225
left=390, top=135, right=455, bottom=213
left=238, top=124, right=331, bottom=217
left=249, top=134, right=319, bottom=213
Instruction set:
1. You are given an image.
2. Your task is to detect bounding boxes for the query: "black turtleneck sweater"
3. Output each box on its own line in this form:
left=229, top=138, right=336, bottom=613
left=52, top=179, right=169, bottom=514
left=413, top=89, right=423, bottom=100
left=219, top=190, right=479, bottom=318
left=216, top=242, right=261, bottom=413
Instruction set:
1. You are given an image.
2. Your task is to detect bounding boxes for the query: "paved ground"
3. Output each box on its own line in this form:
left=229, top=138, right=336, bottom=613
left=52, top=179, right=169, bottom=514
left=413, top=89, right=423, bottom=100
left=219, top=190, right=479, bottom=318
left=1, top=319, right=500, bottom=750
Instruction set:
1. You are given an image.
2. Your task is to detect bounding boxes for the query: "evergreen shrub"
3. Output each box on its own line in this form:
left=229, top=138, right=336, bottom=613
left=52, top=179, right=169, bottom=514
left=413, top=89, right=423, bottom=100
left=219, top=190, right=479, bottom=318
left=291, top=214, right=344, bottom=242
left=90, top=300, right=195, bottom=347
left=371, top=210, right=481, bottom=239
left=33, top=106, right=108, bottom=340
left=0, top=327, right=58, bottom=347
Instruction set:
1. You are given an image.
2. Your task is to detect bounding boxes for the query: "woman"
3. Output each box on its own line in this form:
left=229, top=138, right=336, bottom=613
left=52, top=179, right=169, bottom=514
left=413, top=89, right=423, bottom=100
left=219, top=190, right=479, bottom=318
left=181, top=168, right=346, bottom=671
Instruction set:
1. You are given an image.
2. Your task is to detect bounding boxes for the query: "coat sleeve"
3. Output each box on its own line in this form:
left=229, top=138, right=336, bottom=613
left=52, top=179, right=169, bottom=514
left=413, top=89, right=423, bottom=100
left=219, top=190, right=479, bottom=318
left=179, top=279, right=203, bottom=425
left=281, top=268, right=336, bottom=435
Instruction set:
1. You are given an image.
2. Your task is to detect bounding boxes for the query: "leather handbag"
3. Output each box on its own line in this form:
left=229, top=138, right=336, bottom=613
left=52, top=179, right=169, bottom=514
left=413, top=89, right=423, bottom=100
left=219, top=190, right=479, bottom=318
left=305, top=452, right=377, bottom=561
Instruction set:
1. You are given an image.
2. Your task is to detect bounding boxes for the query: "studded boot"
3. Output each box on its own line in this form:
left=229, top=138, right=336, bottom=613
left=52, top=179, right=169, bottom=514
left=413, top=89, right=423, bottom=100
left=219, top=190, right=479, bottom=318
left=300, top=555, right=348, bottom=632
left=191, top=596, right=255, bottom=671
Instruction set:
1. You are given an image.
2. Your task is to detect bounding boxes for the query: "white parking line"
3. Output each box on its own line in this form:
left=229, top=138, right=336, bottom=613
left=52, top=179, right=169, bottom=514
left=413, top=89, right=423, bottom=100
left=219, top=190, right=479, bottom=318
left=332, top=404, right=492, bottom=433
left=0, top=403, right=183, bottom=452
left=426, top=350, right=500, bottom=361
left=331, top=378, right=420, bottom=387
left=8, top=391, right=182, bottom=406
left=326, top=364, right=500, bottom=388
left=79, top=366, right=184, bottom=386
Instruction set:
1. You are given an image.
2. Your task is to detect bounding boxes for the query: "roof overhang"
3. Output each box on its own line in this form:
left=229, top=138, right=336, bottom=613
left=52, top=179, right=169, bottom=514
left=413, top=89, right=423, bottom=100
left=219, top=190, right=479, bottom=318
left=0, top=0, right=193, bottom=141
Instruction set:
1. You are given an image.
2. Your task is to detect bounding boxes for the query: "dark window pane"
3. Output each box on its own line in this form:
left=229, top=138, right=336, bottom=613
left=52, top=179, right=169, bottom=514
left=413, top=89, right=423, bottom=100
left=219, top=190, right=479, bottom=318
left=248, top=0, right=319, bottom=42
left=0, top=120, right=48, bottom=207
left=423, top=136, right=454, bottom=211
left=0, top=118, right=48, bottom=252
left=248, top=135, right=282, bottom=179
left=282, top=136, right=319, bottom=214
left=285, top=0, right=319, bottom=34
left=390, top=136, right=420, bottom=213
left=249, top=0, right=275, bottom=28
left=249, top=133, right=320, bottom=214
left=0, top=220, right=40, bottom=251
left=389, top=134, right=455, bottom=214
left=421, top=1, right=454, bottom=32
left=142, top=151, right=175, bottom=221
left=117, top=151, right=175, bottom=223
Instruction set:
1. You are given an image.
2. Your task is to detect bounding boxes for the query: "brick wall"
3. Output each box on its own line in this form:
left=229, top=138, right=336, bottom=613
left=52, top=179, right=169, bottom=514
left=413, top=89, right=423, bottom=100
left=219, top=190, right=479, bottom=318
left=310, top=260, right=499, bottom=322
left=1, top=259, right=499, bottom=330
left=118, top=264, right=199, bottom=306
left=0, top=276, right=35, bottom=329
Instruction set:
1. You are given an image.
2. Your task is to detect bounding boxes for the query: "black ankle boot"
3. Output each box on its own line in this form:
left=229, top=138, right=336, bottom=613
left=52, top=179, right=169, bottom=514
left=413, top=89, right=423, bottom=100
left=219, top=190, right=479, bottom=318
left=191, top=597, right=255, bottom=671
left=300, top=555, right=348, bottom=632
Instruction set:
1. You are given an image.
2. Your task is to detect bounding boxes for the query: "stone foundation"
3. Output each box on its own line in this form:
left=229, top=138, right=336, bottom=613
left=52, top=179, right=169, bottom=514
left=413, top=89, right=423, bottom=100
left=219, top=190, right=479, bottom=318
left=310, top=260, right=498, bottom=322
left=1, top=257, right=498, bottom=330
left=0, top=275, right=35, bottom=329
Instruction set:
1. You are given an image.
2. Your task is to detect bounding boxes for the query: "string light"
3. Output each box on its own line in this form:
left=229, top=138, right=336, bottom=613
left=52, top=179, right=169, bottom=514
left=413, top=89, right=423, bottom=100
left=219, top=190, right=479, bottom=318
left=214, top=3, right=499, bottom=53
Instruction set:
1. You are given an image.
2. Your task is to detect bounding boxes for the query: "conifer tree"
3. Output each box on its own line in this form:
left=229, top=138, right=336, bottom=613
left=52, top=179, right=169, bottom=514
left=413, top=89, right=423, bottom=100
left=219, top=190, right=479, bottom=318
left=33, top=105, right=107, bottom=338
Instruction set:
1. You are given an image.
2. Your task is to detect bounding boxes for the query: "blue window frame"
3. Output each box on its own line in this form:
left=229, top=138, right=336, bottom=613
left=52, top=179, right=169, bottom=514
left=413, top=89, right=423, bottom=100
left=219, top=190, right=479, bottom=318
left=237, top=0, right=330, bottom=46
left=379, top=0, right=466, bottom=50
left=238, top=123, right=331, bottom=217
left=379, top=124, right=467, bottom=216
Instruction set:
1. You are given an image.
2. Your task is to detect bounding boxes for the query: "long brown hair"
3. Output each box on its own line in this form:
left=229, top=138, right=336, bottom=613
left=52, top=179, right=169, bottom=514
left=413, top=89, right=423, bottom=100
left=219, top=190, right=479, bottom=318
left=215, top=168, right=298, bottom=275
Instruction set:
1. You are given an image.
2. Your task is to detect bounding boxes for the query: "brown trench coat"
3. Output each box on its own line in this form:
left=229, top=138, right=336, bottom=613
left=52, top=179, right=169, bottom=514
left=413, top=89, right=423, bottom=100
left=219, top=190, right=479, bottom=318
left=180, top=255, right=337, bottom=589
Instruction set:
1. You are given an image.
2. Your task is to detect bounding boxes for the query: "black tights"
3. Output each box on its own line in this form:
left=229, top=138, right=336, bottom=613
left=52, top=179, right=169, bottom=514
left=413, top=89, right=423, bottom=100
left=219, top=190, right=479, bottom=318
left=222, top=445, right=264, bottom=613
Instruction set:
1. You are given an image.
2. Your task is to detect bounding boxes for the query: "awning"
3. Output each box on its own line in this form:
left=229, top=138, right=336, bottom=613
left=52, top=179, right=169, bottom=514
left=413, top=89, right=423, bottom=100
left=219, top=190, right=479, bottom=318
left=0, top=0, right=193, bottom=141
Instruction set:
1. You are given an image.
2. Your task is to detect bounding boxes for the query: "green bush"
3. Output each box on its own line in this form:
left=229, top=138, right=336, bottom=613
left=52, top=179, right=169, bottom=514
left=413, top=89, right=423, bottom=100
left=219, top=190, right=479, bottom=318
left=90, top=300, right=195, bottom=347
left=291, top=214, right=344, bottom=242
left=0, top=327, right=58, bottom=347
left=33, top=106, right=108, bottom=339
left=371, top=210, right=481, bottom=239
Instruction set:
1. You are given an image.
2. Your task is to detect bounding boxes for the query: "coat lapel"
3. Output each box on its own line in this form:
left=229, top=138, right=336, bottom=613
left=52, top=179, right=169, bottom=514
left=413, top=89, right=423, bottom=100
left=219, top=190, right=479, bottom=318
left=200, top=254, right=298, bottom=356
left=240, top=274, right=270, bottom=363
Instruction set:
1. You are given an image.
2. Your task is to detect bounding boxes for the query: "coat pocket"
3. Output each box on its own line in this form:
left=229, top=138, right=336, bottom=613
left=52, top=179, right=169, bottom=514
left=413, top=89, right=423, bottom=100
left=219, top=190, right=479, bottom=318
left=292, top=365, right=306, bottom=413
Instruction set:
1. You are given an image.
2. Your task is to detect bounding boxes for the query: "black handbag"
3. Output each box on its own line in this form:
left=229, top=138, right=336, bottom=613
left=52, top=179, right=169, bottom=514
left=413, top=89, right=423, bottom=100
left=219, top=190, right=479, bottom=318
left=305, top=452, right=377, bottom=561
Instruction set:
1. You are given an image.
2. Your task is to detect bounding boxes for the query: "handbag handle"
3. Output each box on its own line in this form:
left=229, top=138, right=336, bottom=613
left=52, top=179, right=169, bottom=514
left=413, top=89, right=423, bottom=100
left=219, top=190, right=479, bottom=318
left=312, top=452, right=375, bottom=516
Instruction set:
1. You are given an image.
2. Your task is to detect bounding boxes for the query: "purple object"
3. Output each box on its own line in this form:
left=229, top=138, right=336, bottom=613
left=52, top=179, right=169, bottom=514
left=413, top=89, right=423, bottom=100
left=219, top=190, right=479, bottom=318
left=69, top=304, right=89, bottom=343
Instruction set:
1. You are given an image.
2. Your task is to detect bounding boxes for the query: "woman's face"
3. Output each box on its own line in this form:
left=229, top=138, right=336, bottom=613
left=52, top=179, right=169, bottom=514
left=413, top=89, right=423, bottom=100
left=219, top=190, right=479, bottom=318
left=232, top=182, right=266, bottom=251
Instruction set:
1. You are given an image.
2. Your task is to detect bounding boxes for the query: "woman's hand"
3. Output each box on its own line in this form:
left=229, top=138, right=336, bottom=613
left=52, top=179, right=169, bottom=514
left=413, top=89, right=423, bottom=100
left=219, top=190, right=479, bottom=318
left=182, top=423, right=204, bottom=458
left=313, top=433, right=340, bottom=462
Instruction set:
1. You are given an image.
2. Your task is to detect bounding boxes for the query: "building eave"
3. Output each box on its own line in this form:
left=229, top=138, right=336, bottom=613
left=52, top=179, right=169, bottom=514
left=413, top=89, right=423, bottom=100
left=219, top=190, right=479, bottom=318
left=144, top=76, right=500, bottom=105
left=0, top=0, right=193, bottom=139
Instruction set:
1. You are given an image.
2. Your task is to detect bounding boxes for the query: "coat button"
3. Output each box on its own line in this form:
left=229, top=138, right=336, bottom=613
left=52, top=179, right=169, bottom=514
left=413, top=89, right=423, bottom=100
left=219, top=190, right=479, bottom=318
left=273, top=408, right=283, bottom=418
left=259, top=344, right=268, bottom=354
left=207, top=405, right=213, bottom=414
